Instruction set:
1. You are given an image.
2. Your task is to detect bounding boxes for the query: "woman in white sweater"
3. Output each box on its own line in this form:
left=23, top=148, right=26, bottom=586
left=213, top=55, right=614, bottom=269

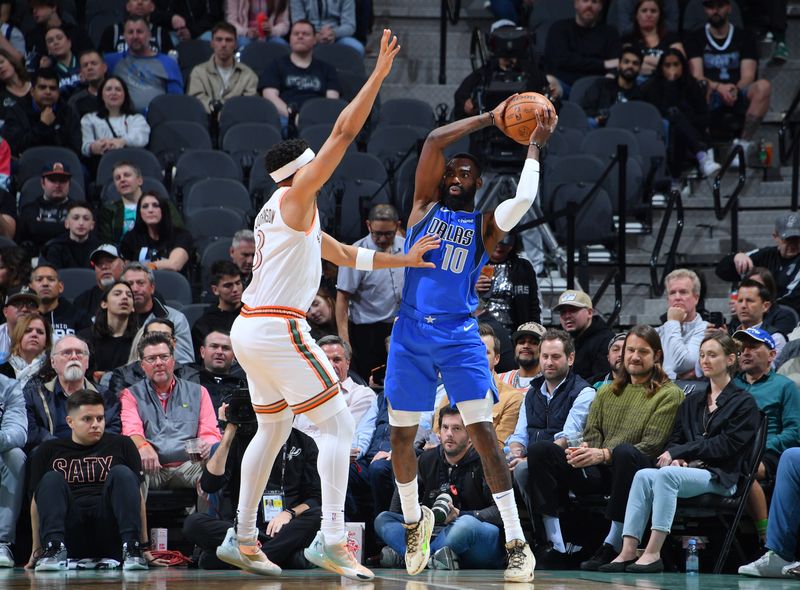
left=80, top=75, right=150, bottom=158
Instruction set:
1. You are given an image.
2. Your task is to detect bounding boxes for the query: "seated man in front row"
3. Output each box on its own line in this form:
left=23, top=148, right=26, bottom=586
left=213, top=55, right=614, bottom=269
left=375, top=406, right=507, bottom=571
left=26, top=389, right=151, bottom=571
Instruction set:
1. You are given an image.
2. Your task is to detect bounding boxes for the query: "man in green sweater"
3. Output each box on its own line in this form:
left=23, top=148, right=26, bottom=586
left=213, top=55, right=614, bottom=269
left=733, top=327, right=800, bottom=542
left=527, top=324, right=682, bottom=571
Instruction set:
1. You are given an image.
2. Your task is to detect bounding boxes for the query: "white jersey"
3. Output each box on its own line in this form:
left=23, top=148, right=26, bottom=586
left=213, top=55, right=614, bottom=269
left=241, top=186, right=322, bottom=314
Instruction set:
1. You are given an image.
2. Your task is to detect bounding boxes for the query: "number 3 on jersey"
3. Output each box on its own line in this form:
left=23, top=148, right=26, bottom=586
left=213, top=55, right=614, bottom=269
left=440, top=243, right=467, bottom=274
left=252, top=229, right=266, bottom=272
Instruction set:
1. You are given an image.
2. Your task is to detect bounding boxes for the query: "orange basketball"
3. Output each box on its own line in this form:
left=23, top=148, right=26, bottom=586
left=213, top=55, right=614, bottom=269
left=501, top=92, right=554, bottom=145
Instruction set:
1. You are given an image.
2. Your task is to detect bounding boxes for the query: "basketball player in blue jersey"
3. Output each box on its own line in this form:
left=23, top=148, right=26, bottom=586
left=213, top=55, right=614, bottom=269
left=384, top=100, right=557, bottom=582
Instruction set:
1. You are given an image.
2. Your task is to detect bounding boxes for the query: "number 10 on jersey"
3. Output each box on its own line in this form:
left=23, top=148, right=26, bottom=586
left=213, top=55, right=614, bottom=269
left=440, top=244, right=467, bottom=274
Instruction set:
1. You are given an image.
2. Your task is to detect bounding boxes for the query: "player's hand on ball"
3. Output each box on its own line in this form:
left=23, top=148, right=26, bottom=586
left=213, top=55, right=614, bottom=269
left=374, top=29, right=400, bottom=79
left=530, top=107, right=558, bottom=146
left=406, top=234, right=441, bottom=268
left=490, top=94, right=517, bottom=135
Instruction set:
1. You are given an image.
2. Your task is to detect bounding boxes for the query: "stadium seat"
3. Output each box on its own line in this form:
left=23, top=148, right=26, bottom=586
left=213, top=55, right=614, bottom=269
left=318, top=178, right=390, bottom=244
left=180, top=303, right=210, bottom=329
left=607, top=101, right=665, bottom=139
left=148, top=122, right=212, bottom=166
left=300, top=124, right=357, bottom=154
left=184, top=178, right=252, bottom=217
left=172, top=150, right=242, bottom=200
left=557, top=101, right=589, bottom=133
left=377, top=99, right=436, bottom=131
left=186, top=208, right=246, bottom=254
left=177, top=39, right=213, bottom=80
left=153, top=270, right=193, bottom=307
left=333, top=152, right=388, bottom=184
left=366, top=125, right=427, bottom=170
left=146, top=94, right=209, bottom=130
left=58, top=268, right=96, bottom=302
left=222, top=123, right=282, bottom=172
left=240, top=42, right=290, bottom=74
left=567, top=75, right=604, bottom=106
left=529, top=0, right=576, bottom=58
left=218, top=96, right=281, bottom=140
left=297, top=97, right=348, bottom=133
left=313, top=44, right=365, bottom=76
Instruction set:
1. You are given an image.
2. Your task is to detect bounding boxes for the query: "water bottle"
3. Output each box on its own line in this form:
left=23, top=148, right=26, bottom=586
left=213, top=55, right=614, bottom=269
left=503, top=445, right=515, bottom=464
left=685, top=537, right=699, bottom=574
left=757, top=139, right=768, bottom=167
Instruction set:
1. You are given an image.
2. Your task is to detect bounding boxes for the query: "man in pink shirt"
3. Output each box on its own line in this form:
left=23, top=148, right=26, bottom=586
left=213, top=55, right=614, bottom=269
left=120, top=332, right=221, bottom=493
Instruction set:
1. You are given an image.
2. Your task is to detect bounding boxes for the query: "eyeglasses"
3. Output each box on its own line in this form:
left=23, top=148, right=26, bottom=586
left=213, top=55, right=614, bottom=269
left=142, top=353, right=173, bottom=365
left=55, top=349, right=88, bottom=359
left=10, top=301, right=38, bottom=310
left=370, top=230, right=396, bottom=238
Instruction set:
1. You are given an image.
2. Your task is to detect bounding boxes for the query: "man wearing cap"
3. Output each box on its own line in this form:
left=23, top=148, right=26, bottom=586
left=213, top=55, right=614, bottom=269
left=0, top=287, right=40, bottom=364
left=717, top=212, right=800, bottom=313
left=686, top=0, right=772, bottom=163
left=15, top=162, right=75, bottom=257
left=733, top=327, right=800, bottom=543
left=655, top=269, right=709, bottom=379
left=73, top=245, right=126, bottom=320
left=554, top=290, right=613, bottom=381
left=499, top=322, right=545, bottom=390
left=29, top=263, right=90, bottom=342
left=590, top=332, right=627, bottom=388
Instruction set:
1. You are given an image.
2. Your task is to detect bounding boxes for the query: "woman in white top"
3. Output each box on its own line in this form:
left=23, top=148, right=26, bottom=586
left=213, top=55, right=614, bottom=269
left=80, top=75, right=150, bottom=158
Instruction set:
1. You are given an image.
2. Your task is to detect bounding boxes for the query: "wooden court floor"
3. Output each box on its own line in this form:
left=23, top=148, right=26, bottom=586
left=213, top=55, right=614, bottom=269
left=2, top=568, right=800, bottom=590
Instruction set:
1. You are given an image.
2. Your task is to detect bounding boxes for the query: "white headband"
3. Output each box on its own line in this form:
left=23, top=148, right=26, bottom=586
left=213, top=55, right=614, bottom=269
left=269, top=148, right=316, bottom=182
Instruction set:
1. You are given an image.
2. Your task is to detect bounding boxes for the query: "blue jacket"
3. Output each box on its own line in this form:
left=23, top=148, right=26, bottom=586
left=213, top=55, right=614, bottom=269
left=0, top=373, right=26, bottom=452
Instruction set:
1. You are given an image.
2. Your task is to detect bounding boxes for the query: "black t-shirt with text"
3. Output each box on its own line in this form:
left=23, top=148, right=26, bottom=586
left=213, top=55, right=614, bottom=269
left=258, top=56, right=340, bottom=110
left=29, top=433, right=143, bottom=504
left=685, top=25, right=758, bottom=85
left=119, top=227, right=194, bottom=265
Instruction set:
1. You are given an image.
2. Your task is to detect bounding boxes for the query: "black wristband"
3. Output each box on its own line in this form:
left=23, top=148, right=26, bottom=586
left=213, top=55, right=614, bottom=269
left=285, top=507, right=296, bottom=518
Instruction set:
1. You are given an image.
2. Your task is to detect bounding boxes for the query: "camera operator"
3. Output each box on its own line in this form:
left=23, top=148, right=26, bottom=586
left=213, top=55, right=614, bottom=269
left=454, top=22, right=560, bottom=120
left=182, top=394, right=321, bottom=570
left=375, top=406, right=505, bottom=571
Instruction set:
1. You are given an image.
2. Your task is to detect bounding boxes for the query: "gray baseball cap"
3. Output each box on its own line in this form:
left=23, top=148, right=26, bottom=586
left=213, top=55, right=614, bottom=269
left=775, top=213, right=800, bottom=240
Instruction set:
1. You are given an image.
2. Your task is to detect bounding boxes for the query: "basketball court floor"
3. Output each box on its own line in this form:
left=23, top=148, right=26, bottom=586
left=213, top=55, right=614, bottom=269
left=2, top=568, right=798, bottom=590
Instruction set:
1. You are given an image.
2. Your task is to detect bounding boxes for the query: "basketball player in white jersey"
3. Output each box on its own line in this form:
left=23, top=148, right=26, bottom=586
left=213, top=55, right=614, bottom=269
left=214, top=30, right=440, bottom=580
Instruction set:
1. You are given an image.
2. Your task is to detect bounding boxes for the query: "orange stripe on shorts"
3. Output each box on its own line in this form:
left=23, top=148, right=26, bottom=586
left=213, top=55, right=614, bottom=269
left=292, top=383, right=340, bottom=414
left=252, top=400, right=289, bottom=414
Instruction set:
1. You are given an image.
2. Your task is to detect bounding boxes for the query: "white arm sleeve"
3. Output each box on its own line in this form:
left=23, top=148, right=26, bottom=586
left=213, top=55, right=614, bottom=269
left=494, top=158, right=540, bottom=232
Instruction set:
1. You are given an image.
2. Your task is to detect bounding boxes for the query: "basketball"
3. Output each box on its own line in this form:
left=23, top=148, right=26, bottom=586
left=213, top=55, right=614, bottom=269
left=501, top=92, right=555, bottom=145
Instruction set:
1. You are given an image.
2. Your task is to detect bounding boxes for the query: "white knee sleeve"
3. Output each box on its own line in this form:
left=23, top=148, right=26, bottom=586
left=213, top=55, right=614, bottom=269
left=456, top=392, right=494, bottom=426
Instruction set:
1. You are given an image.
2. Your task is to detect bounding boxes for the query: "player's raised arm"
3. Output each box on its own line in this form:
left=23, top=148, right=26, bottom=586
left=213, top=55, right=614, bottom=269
left=287, top=29, right=399, bottom=208
left=321, top=232, right=440, bottom=270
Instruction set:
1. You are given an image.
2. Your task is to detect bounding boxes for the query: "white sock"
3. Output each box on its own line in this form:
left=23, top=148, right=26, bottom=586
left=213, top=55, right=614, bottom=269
left=543, top=515, right=566, bottom=553
left=604, top=521, right=623, bottom=551
left=312, top=408, right=355, bottom=545
left=492, top=490, right=525, bottom=544
left=396, top=477, right=422, bottom=524
left=236, top=414, right=293, bottom=541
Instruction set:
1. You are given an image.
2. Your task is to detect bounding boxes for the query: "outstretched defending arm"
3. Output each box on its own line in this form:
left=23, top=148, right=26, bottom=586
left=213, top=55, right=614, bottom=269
left=493, top=108, right=558, bottom=232
left=321, top=232, right=440, bottom=270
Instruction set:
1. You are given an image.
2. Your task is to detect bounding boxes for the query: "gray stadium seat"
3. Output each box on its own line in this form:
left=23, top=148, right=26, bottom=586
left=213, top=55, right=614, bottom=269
left=313, top=43, right=365, bottom=76
left=153, top=269, right=193, bottom=307
left=219, top=96, right=281, bottom=140
left=297, top=97, right=348, bottom=133
left=148, top=121, right=212, bottom=166
left=58, top=268, right=96, bottom=302
left=146, top=94, right=209, bottom=130
left=184, top=178, right=252, bottom=217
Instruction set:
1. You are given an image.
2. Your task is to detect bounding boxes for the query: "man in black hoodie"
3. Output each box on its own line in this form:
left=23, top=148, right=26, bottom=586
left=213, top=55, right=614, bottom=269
left=29, top=263, right=90, bottom=341
left=191, top=261, right=242, bottom=361
left=192, top=330, right=245, bottom=412
left=553, top=290, right=612, bottom=380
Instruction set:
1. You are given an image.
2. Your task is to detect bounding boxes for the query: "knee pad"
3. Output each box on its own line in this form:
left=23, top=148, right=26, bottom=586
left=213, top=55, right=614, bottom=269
left=456, top=392, right=494, bottom=426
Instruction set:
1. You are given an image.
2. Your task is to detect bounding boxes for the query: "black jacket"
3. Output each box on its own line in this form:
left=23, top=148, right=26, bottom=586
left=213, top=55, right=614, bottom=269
left=16, top=196, right=72, bottom=256
left=389, top=446, right=502, bottom=529
left=193, top=363, right=246, bottom=412
left=485, top=253, right=541, bottom=331
left=41, top=233, right=102, bottom=270
left=667, top=380, right=759, bottom=490
left=165, top=0, right=225, bottom=39
left=4, top=96, right=81, bottom=156
left=571, top=315, right=613, bottom=381
left=579, top=77, right=642, bottom=119
left=716, top=246, right=800, bottom=312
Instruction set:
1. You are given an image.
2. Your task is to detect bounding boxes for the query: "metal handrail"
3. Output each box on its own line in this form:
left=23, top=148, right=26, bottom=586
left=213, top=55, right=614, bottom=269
left=439, top=0, right=462, bottom=84
left=649, top=189, right=685, bottom=297
left=592, top=267, right=623, bottom=328
left=712, top=144, right=747, bottom=252
left=778, top=84, right=800, bottom=163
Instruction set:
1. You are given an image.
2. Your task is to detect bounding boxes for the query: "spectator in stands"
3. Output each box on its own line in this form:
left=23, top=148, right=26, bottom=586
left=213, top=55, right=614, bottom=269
left=74, top=245, right=125, bottom=318
left=0, top=313, right=50, bottom=384
left=0, top=14, right=25, bottom=64
left=121, top=263, right=195, bottom=364
left=655, top=269, right=708, bottom=379
left=193, top=330, right=245, bottom=411
left=544, top=0, right=621, bottom=98
left=613, top=0, right=678, bottom=37
left=41, top=202, right=101, bottom=269
left=105, top=15, right=184, bottom=113
left=191, top=261, right=243, bottom=360
left=24, top=335, right=120, bottom=454
left=25, top=0, right=93, bottom=73
left=745, top=267, right=798, bottom=337
left=99, top=0, right=173, bottom=55
left=30, top=263, right=91, bottom=342
left=0, top=287, right=38, bottom=364
left=229, top=229, right=255, bottom=286
left=165, top=0, right=223, bottom=43
left=505, top=329, right=595, bottom=568
left=580, top=46, right=642, bottom=129
left=716, top=212, right=800, bottom=313
left=620, top=0, right=683, bottom=82
left=336, top=203, right=404, bottom=379
left=739, top=0, right=789, bottom=63
left=293, top=335, right=374, bottom=440
left=68, top=50, right=108, bottom=119
left=260, top=19, right=340, bottom=132
left=26, top=389, right=148, bottom=572
left=642, top=48, right=721, bottom=179
left=0, top=48, right=30, bottom=132
left=80, top=76, right=150, bottom=162
left=739, top=447, right=800, bottom=578
left=187, top=21, right=258, bottom=115
left=476, top=232, right=540, bottom=332
left=377, top=406, right=507, bottom=570
left=591, top=332, right=627, bottom=387
left=602, top=333, right=758, bottom=573
left=0, top=249, right=32, bottom=304
left=554, top=290, right=613, bottom=381
left=184, top=405, right=320, bottom=570
left=0, top=372, right=24, bottom=567
left=730, top=279, right=787, bottom=356
left=79, top=281, right=138, bottom=380
left=686, top=0, right=771, bottom=162
left=474, top=306, right=516, bottom=373
left=16, top=162, right=74, bottom=256
left=307, top=288, right=337, bottom=340
left=225, top=0, right=290, bottom=47
left=99, top=162, right=183, bottom=245
left=5, top=68, right=81, bottom=156
left=291, top=0, right=363, bottom=56
left=732, top=327, right=800, bottom=543
left=120, top=332, right=220, bottom=492
left=119, top=192, right=193, bottom=273
left=498, top=321, right=545, bottom=390
left=109, top=317, right=199, bottom=396
left=527, top=325, right=682, bottom=571
left=40, top=26, right=80, bottom=99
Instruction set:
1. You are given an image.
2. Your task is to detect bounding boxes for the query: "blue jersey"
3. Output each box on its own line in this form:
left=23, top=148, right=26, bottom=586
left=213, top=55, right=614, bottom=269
left=402, top=204, right=487, bottom=316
